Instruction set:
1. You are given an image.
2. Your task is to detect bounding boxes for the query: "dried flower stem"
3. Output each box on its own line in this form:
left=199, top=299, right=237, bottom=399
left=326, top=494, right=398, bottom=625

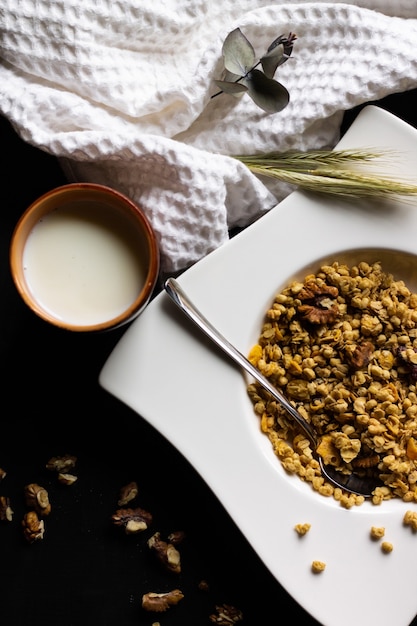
left=236, top=148, right=385, bottom=168
left=235, top=149, right=417, bottom=199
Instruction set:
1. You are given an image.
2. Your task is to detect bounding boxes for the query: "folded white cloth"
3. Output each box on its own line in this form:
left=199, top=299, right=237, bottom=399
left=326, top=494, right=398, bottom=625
left=1, top=0, right=417, bottom=273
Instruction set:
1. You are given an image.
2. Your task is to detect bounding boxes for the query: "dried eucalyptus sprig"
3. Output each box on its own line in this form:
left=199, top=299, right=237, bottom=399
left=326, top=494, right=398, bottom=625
left=235, top=149, right=417, bottom=199
left=212, top=28, right=296, bottom=113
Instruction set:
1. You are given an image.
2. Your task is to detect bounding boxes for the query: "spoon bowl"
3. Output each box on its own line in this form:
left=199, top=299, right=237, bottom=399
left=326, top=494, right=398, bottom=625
left=164, top=277, right=381, bottom=497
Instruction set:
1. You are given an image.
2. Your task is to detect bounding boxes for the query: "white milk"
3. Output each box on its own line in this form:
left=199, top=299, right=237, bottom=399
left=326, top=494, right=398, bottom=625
left=23, top=201, right=148, bottom=326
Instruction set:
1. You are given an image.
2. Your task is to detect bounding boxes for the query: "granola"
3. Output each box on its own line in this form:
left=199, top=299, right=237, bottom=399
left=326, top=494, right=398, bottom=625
left=248, top=261, right=417, bottom=507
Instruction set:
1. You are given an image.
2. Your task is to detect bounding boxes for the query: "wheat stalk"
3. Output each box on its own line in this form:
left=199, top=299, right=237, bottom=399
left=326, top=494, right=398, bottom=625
left=234, top=149, right=417, bottom=199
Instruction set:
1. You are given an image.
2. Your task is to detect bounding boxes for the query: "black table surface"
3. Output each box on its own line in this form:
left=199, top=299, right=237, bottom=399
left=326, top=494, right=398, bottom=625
left=2, top=90, right=417, bottom=626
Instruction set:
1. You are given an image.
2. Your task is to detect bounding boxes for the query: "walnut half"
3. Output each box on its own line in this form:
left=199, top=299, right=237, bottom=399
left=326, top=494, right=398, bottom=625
left=209, top=604, right=243, bottom=624
left=46, top=454, right=77, bottom=473
left=0, top=496, right=13, bottom=521
left=148, top=531, right=181, bottom=574
left=57, top=472, right=78, bottom=485
left=142, top=589, right=184, bottom=612
left=111, top=506, right=152, bottom=534
left=117, top=481, right=138, bottom=506
left=22, top=511, right=45, bottom=543
left=297, top=281, right=339, bottom=324
left=24, top=483, right=51, bottom=516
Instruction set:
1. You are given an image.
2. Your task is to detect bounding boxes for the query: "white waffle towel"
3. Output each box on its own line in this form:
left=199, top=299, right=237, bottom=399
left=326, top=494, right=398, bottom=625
left=1, top=1, right=417, bottom=273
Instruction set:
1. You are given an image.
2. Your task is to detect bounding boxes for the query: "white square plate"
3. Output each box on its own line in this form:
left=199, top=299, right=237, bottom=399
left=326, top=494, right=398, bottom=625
left=100, top=106, right=417, bottom=626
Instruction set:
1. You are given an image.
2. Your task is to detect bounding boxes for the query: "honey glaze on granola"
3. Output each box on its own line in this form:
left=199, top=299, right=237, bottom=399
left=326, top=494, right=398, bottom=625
left=247, top=261, right=417, bottom=508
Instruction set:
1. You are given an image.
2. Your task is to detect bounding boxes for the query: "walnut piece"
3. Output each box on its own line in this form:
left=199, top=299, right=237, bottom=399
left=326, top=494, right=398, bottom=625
left=111, top=506, right=152, bottom=534
left=22, top=511, right=45, bottom=543
left=209, top=604, right=243, bottom=624
left=0, top=496, right=13, bottom=521
left=352, top=454, right=380, bottom=469
left=46, top=454, right=77, bottom=472
left=141, top=589, right=184, bottom=612
left=297, top=281, right=339, bottom=325
left=24, top=483, right=51, bottom=516
left=148, top=531, right=181, bottom=574
left=198, top=579, right=210, bottom=592
left=167, top=530, right=186, bottom=545
left=345, top=341, right=374, bottom=370
left=57, top=472, right=78, bottom=485
left=117, top=481, right=138, bottom=506
left=0, top=468, right=6, bottom=481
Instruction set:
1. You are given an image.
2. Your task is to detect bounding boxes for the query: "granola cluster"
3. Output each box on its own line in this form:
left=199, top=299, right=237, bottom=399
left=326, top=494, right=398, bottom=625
left=248, top=261, right=417, bottom=507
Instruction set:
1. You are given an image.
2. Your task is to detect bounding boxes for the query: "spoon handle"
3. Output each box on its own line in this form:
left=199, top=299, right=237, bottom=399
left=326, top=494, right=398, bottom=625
left=164, top=277, right=317, bottom=446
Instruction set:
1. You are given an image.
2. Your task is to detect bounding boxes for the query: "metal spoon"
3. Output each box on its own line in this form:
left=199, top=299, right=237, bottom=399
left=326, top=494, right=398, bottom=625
left=164, top=277, right=380, bottom=497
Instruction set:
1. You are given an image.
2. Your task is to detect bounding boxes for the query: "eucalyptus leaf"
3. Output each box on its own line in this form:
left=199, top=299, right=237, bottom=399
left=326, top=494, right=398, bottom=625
left=214, top=79, right=248, bottom=96
left=242, top=69, right=290, bottom=113
left=268, top=33, right=296, bottom=59
left=261, top=33, right=296, bottom=77
left=260, top=43, right=285, bottom=78
left=223, top=69, right=243, bottom=82
left=212, top=27, right=295, bottom=113
left=222, top=27, right=256, bottom=76
left=267, top=34, right=289, bottom=53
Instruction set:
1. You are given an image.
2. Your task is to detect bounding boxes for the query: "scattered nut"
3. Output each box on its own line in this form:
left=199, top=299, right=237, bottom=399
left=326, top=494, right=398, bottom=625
left=24, top=483, right=51, bottom=516
left=0, top=496, right=13, bottom=521
left=381, top=541, right=393, bottom=553
left=403, top=509, right=417, bottom=531
left=148, top=531, right=181, bottom=574
left=209, top=603, right=243, bottom=624
left=311, top=560, right=326, bottom=573
left=57, top=473, right=78, bottom=486
left=294, top=522, right=311, bottom=536
left=198, top=579, right=210, bottom=592
left=117, top=481, right=138, bottom=506
left=111, top=506, right=152, bottom=534
left=167, top=530, right=186, bottom=545
left=370, top=526, right=385, bottom=540
left=22, top=511, right=45, bottom=543
left=0, top=468, right=6, bottom=481
left=46, top=454, right=77, bottom=473
left=142, top=589, right=184, bottom=612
